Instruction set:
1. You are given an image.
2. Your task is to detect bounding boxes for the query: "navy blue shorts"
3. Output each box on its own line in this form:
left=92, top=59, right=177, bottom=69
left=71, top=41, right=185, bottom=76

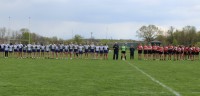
left=19, top=48, right=23, bottom=52
left=27, top=50, right=32, bottom=53
left=9, top=51, right=13, bottom=53
left=96, top=51, right=99, bottom=53
left=23, top=50, right=26, bottom=52
left=85, top=49, right=88, bottom=53
left=69, top=49, right=73, bottom=52
left=51, top=49, right=55, bottom=52
left=0, top=49, right=3, bottom=52
left=65, top=50, right=68, bottom=52
left=100, top=51, right=103, bottom=54
left=104, top=50, right=108, bottom=53
left=37, top=50, right=40, bottom=52
left=90, top=49, right=94, bottom=53
left=32, top=49, right=36, bottom=52
left=41, top=50, right=45, bottom=52
left=74, top=49, right=78, bottom=53
left=14, top=49, right=18, bottom=52
left=79, top=51, right=83, bottom=54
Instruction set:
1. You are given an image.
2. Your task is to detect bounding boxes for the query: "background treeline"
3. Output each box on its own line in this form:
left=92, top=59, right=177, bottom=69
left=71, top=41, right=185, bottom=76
left=1, top=25, right=200, bottom=47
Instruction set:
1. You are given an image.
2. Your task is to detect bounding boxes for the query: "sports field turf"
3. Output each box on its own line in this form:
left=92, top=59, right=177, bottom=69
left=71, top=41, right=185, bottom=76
left=0, top=54, right=200, bottom=96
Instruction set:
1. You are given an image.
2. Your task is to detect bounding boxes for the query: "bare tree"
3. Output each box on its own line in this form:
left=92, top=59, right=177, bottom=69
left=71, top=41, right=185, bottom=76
left=137, top=25, right=162, bottom=43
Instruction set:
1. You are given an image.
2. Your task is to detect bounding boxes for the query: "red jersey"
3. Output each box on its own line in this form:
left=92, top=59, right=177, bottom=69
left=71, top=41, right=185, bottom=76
left=168, top=45, right=173, bottom=50
left=148, top=45, right=152, bottom=50
left=185, top=47, right=188, bottom=52
left=143, top=45, right=148, bottom=50
left=137, top=45, right=143, bottom=50
left=152, top=45, right=157, bottom=50
left=159, top=47, right=164, bottom=52
left=178, top=47, right=182, bottom=52
left=164, top=46, right=168, bottom=52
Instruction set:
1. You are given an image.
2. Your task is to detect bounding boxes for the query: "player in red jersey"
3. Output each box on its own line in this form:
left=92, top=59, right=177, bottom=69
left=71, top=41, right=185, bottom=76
left=177, top=46, right=182, bottom=60
left=152, top=43, right=157, bottom=60
left=184, top=46, right=189, bottom=60
left=164, top=45, right=168, bottom=60
left=168, top=44, right=173, bottom=60
left=147, top=44, right=152, bottom=60
left=158, top=45, right=164, bottom=60
left=137, top=43, right=143, bottom=60
left=143, top=44, right=148, bottom=60
left=173, top=45, right=178, bottom=61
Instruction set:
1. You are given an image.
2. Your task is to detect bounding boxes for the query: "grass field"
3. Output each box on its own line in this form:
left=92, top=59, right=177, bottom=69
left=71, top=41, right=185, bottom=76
left=0, top=53, right=200, bottom=96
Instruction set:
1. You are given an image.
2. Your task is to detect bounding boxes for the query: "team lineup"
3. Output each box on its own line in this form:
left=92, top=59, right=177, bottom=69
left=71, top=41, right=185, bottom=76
left=1, top=41, right=199, bottom=61
left=0, top=42, right=109, bottom=60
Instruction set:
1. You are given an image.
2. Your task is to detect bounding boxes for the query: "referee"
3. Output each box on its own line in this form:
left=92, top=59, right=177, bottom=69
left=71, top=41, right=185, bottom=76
left=113, top=42, right=119, bottom=60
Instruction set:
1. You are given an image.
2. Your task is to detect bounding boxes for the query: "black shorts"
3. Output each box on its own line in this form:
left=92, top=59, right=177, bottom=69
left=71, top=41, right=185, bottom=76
left=41, top=50, right=45, bottom=52
left=159, top=52, right=163, bottom=54
left=121, top=51, right=126, bottom=54
left=23, top=50, right=26, bottom=52
left=164, top=52, right=168, bottom=54
left=168, top=50, right=172, bottom=54
left=37, top=50, right=40, bottom=52
left=148, top=50, right=152, bottom=54
left=144, top=50, right=148, bottom=54
left=138, top=50, right=142, bottom=54
left=96, top=51, right=99, bottom=53
left=152, top=50, right=156, bottom=54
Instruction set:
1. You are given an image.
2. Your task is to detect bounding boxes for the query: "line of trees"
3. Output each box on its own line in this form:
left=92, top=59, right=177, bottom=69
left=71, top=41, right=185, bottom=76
left=137, top=25, right=200, bottom=46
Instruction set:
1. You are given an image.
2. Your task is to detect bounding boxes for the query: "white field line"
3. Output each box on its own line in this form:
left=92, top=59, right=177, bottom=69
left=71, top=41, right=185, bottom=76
left=125, top=61, right=181, bottom=96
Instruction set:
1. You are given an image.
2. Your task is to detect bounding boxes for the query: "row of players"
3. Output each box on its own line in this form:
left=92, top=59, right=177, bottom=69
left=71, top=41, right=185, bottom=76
left=0, top=42, right=109, bottom=59
left=137, top=44, right=200, bottom=61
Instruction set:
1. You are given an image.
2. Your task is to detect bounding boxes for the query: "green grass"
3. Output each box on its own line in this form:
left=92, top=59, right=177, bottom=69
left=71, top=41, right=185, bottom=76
left=0, top=53, right=200, bottom=96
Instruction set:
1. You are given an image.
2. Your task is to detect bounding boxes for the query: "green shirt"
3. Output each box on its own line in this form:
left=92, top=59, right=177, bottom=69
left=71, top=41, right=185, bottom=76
left=121, top=46, right=126, bottom=51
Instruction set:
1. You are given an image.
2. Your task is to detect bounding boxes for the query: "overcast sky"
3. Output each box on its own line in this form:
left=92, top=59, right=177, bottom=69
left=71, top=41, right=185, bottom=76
left=1, top=0, right=200, bottom=40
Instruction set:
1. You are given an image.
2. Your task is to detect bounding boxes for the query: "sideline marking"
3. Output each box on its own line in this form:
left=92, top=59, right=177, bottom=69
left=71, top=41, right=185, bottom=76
left=125, top=61, right=181, bottom=96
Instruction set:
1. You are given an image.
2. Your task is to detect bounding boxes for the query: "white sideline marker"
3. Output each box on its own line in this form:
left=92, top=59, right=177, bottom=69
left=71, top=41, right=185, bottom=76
left=125, top=61, right=181, bottom=96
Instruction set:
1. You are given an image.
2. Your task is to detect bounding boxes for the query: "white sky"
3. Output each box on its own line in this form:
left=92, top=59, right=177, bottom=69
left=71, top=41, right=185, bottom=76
left=1, top=0, right=200, bottom=40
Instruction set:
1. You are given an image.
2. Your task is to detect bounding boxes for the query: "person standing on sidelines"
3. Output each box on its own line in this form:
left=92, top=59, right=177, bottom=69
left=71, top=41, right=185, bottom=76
left=78, top=44, right=84, bottom=59
left=18, top=42, right=23, bottom=59
left=168, top=44, right=173, bottom=60
left=90, top=42, right=95, bottom=59
left=121, top=43, right=127, bottom=60
left=137, top=43, right=143, bottom=60
left=158, top=45, right=164, bottom=60
left=143, top=44, right=148, bottom=60
left=130, top=45, right=135, bottom=60
left=51, top=43, right=56, bottom=59
left=32, top=42, right=37, bottom=58
left=84, top=43, right=89, bottom=59
left=36, top=43, right=41, bottom=58
left=103, top=43, right=109, bottom=60
left=0, top=43, right=5, bottom=57
left=73, top=42, right=79, bottom=59
left=45, top=43, right=50, bottom=59
left=69, top=42, right=74, bottom=60
left=164, top=45, right=168, bottom=60
left=99, top=44, right=104, bottom=60
left=113, top=42, right=119, bottom=60
left=147, top=44, right=152, bottom=60
left=95, top=43, right=100, bottom=59
left=64, top=43, right=69, bottom=60
left=4, top=43, right=9, bottom=58
left=41, top=44, right=45, bottom=58
left=23, top=44, right=27, bottom=58
left=27, top=43, right=32, bottom=58
left=9, top=43, right=14, bottom=58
